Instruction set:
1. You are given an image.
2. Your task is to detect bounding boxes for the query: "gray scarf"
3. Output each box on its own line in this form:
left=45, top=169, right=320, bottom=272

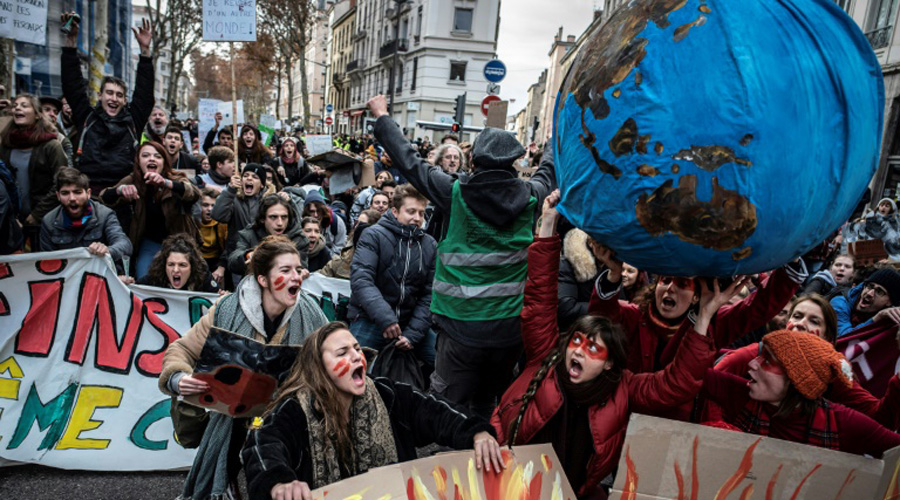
left=179, top=277, right=328, bottom=500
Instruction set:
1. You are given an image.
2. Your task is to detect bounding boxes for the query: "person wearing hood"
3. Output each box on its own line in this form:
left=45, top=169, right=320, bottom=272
left=301, top=216, right=333, bottom=273
left=802, top=253, right=855, bottom=297
left=229, top=195, right=309, bottom=276
left=160, top=235, right=328, bottom=500
left=831, top=267, right=900, bottom=337
left=348, top=185, right=438, bottom=369
left=0, top=94, right=69, bottom=241
left=60, top=13, right=155, bottom=194
left=238, top=124, right=273, bottom=166
left=303, top=190, right=347, bottom=255
left=367, top=94, right=556, bottom=417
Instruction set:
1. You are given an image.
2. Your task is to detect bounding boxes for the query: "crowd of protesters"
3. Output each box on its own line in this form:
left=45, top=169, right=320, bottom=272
left=2, top=15, right=900, bottom=500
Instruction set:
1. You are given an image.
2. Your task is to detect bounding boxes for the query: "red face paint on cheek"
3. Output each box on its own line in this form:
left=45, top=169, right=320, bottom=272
left=361, top=355, right=367, bottom=372
left=274, top=276, right=287, bottom=291
left=333, top=359, right=348, bottom=375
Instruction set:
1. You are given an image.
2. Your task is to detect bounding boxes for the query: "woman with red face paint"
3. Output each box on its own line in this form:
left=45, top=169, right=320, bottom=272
left=710, top=294, right=900, bottom=430
left=159, top=235, right=328, bottom=500
left=491, top=191, right=746, bottom=500
left=590, top=236, right=807, bottom=380
left=702, top=330, right=900, bottom=456
left=242, top=321, right=502, bottom=500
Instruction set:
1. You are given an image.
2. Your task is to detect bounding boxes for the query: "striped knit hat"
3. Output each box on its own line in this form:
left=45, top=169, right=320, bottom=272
left=762, top=330, right=853, bottom=399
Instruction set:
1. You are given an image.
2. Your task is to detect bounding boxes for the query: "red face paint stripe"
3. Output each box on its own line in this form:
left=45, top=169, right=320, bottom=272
left=333, top=359, right=348, bottom=373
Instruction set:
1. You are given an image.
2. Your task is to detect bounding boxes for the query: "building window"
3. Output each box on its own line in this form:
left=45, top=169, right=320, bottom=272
left=416, top=6, right=423, bottom=40
left=866, top=0, right=899, bottom=49
left=453, top=8, right=473, bottom=33
left=450, top=61, right=467, bottom=82
left=411, top=57, right=418, bottom=91
left=396, top=63, right=403, bottom=92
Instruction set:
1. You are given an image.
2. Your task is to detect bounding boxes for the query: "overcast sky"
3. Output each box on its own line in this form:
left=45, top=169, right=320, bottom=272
left=496, top=1, right=598, bottom=115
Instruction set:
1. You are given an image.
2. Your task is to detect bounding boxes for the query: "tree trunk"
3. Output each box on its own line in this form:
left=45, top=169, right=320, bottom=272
left=299, top=47, right=310, bottom=130
left=286, top=58, right=294, bottom=122
left=275, top=56, right=282, bottom=120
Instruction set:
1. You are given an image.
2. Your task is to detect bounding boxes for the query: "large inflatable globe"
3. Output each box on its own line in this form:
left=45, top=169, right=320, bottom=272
left=555, top=0, right=884, bottom=276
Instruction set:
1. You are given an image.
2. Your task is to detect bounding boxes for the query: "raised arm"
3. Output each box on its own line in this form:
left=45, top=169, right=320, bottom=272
left=129, top=18, right=156, bottom=133
left=369, top=95, right=455, bottom=212
left=521, top=190, right=565, bottom=364
left=59, top=13, right=91, bottom=128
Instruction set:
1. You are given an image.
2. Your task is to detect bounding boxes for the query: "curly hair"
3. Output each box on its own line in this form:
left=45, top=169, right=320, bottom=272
left=503, top=315, right=628, bottom=447
left=143, top=233, right=209, bottom=291
left=434, top=143, right=467, bottom=173
left=254, top=194, right=295, bottom=231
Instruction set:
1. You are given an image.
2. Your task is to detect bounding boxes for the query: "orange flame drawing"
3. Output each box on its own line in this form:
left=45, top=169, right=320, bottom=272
left=690, top=436, right=699, bottom=500
left=789, top=464, right=822, bottom=500
left=713, top=438, right=761, bottom=500
left=883, top=459, right=900, bottom=500
left=619, top=446, right=638, bottom=500
left=405, top=451, right=553, bottom=500
left=672, top=460, right=685, bottom=500
left=765, top=464, right=783, bottom=500
left=738, top=484, right=754, bottom=500
left=832, top=469, right=855, bottom=500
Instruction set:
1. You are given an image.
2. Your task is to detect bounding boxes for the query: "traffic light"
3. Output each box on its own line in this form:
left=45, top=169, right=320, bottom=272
left=453, top=93, right=466, bottom=129
left=451, top=123, right=460, bottom=133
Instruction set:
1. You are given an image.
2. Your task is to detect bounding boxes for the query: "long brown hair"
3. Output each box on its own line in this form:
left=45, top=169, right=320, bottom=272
left=132, top=141, right=188, bottom=200
left=265, top=321, right=356, bottom=463
left=505, top=315, right=627, bottom=446
left=0, top=94, right=59, bottom=147
left=238, top=124, right=269, bottom=164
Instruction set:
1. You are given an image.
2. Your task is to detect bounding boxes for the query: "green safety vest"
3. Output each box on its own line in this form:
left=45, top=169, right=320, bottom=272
left=431, top=181, right=537, bottom=321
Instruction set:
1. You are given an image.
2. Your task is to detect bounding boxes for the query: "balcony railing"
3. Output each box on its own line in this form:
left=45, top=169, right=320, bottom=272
left=379, top=38, right=409, bottom=59
left=346, top=60, right=359, bottom=73
left=866, top=25, right=892, bottom=50
left=354, top=29, right=367, bottom=41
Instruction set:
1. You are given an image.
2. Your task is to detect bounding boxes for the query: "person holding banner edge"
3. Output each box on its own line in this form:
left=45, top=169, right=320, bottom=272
left=160, top=235, right=328, bottom=499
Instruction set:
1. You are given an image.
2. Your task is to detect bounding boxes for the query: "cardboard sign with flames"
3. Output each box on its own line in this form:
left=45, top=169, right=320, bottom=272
left=309, top=444, right=576, bottom=500
left=613, top=414, right=900, bottom=500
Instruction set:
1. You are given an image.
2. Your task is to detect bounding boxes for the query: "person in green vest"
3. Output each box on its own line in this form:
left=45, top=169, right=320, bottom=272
left=367, top=94, right=556, bottom=417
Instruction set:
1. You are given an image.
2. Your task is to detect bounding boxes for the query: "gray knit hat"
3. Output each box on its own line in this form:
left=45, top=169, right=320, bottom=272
left=471, top=127, right=525, bottom=171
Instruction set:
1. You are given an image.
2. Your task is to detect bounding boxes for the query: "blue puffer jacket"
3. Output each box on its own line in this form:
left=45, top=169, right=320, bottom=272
left=832, top=282, right=867, bottom=337
left=348, top=211, right=437, bottom=343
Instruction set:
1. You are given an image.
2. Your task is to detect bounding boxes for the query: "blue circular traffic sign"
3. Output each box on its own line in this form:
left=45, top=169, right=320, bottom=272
left=484, top=60, right=506, bottom=83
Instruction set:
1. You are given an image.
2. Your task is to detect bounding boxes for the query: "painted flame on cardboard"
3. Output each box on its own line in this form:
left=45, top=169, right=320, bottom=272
left=404, top=451, right=566, bottom=500
left=616, top=436, right=838, bottom=500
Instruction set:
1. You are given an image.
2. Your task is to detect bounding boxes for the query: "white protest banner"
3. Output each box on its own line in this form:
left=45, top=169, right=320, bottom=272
left=304, top=134, right=333, bottom=157
left=0, top=249, right=215, bottom=470
left=12, top=0, right=47, bottom=45
left=217, top=100, right=244, bottom=128
left=0, top=0, right=12, bottom=38
left=258, top=113, right=276, bottom=146
left=202, top=0, right=256, bottom=42
left=198, top=98, right=222, bottom=154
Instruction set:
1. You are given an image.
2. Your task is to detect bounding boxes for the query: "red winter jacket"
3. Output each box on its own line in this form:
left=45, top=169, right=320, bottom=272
left=711, top=343, right=900, bottom=430
left=588, top=266, right=802, bottom=375
left=491, top=236, right=716, bottom=495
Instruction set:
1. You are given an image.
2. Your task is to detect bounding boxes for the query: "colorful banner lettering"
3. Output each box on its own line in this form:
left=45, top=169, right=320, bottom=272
left=0, top=249, right=213, bottom=470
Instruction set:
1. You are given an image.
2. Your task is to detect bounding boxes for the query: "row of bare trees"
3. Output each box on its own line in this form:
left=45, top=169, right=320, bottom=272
left=142, top=0, right=319, bottom=125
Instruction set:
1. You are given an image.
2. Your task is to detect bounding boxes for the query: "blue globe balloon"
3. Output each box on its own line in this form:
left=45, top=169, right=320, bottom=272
left=554, top=0, right=884, bottom=276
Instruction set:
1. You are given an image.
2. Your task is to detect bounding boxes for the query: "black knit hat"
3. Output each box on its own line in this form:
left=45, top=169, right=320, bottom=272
left=865, top=268, right=900, bottom=306
left=242, top=163, right=267, bottom=181
left=471, top=127, right=525, bottom=171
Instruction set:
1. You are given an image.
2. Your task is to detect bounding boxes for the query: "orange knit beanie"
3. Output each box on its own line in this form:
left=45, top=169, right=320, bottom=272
left=762, top=330, right=854, bottom=399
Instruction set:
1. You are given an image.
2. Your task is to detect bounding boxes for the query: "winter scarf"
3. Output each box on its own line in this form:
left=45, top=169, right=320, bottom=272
left=556, top=363, right=621, bottom=407
left=733, top=399, right=840, bottom=451
left=308, top=236, right=327, bottom=259
left=7, top=127, right=56, bottom=149
left=296, top=377, right=399, bottom=489
left=179, top=277, right=327, bottom=500
left=62, top=202, right=93, bottom=229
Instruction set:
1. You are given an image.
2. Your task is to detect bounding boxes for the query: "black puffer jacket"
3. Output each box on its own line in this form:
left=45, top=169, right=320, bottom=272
left=61, top=47, right=155, bottom=191
left=241, top=377, right=493, bottom=499
left=348, top=211, right=437, bottom=344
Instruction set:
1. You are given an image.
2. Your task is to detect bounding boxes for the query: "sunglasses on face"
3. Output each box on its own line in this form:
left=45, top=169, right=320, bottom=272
left=568, top=332, right=608, bottom=361
left=658, top=276, right=695, bottom=290
left=754, top=342, right=785, bottom=375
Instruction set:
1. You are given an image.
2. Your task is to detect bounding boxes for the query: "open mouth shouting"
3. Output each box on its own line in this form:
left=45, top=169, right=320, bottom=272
left=568, top=357, right=583, bottom=380
left=170, top=273, right=184, bottom=288
left=659, top=295, right=678, bottom=312
left=243, top=182, right=256, bottom=196
left=145, top=162, right=159, bottom=173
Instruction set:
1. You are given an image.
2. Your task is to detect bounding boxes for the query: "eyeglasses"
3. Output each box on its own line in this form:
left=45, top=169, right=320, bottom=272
left=568, top=332, right=608, bottom=361
left=658, top=276, right=695, bottom=290
left=863, top=282, right=888, bottom=299
left=754, top=342, right=785, bottom=375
